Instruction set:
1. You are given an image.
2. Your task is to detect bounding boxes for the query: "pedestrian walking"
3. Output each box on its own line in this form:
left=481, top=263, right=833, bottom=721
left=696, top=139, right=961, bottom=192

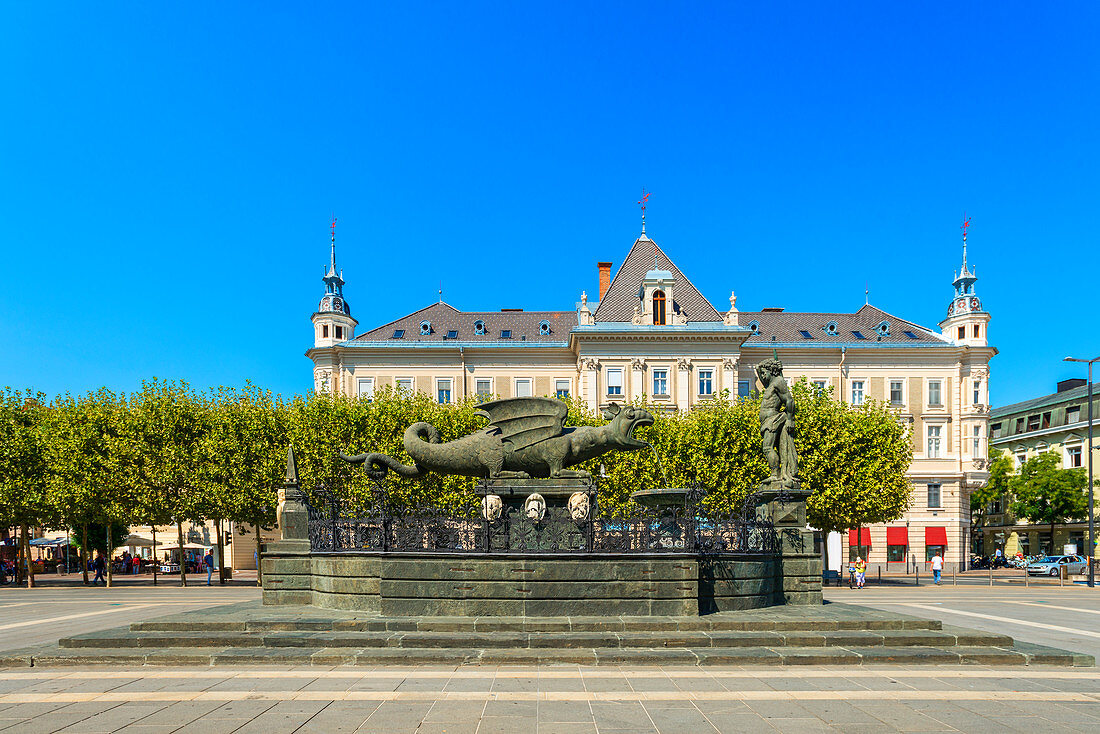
left=854, top=557, right=867, bottom=588
left=931, top=552, right=944, bottom=584
left=91, top=551, right=106, bottom=585
left=847, top=559, right=856, bottom=589
left=204, top=550, right=215, bottom=585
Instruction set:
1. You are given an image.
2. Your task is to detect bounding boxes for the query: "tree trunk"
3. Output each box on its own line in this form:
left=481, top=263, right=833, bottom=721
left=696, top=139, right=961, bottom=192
left=22, top=524, right=35, bottom=589
left=255, top=523, right=263, bottom=587
left=105, top=523, right=113, bottom=588
left=177, top=521, right=187, bottom=587
left=216, top=519, right=226, bottom=584
left=821, top=532, right=830, bottom=575
left=81, top=524, right=89, bottom=584
left=151, top=526, right=158, bottom=586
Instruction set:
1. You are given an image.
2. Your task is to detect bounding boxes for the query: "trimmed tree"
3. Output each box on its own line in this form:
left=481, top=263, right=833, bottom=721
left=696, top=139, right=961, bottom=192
left=1010, top=451, right=1088, bottom=554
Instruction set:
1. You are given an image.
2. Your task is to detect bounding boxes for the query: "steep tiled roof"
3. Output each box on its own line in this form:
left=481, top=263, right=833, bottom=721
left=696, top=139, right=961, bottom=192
left=353, top=302, right=575, bottom=344
left=593, top=236, right=722, bottom=323
left=740, top=304, right=949, bottom=346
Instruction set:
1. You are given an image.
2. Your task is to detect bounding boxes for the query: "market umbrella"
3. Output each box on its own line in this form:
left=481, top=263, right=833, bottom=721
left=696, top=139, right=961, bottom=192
left=119, top=534, right=161, bottom=547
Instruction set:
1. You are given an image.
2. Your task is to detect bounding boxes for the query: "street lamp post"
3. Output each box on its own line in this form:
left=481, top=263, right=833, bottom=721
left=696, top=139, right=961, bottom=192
left=1064, top=356, right=1098, bottom=588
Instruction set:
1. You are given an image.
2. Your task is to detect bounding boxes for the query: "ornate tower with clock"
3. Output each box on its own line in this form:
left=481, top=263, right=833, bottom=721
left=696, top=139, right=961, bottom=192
left=311, top=219, right=357, bottom=351
left=939, top=218, right=989, bottom=347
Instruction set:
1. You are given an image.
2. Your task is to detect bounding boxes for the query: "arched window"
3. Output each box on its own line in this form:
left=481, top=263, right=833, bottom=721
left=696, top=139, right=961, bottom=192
left=473, top=320, right=485, bottom=336
left=538, top=320, right=551, bottom=336
left=653, top=290, right=666, bottom=325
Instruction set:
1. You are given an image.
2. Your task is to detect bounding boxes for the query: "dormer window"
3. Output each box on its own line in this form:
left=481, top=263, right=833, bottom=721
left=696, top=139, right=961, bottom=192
left=748, top=320, right=760, bottom=335
left=875, top=320, right=890, bottom=337
left=823, top=320, right=839, bottom=336
left=474, top=320, right=485, bottom=335
left=539, top=320, right=551, bottom=335
left=419, top=320, right=431, bottom=335
left=653, top=290, right=667, bottom=325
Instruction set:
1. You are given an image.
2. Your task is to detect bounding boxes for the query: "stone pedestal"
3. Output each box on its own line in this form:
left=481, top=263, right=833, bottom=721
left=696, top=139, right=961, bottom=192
left=262, top=448, right=312, bottom=606
left=754, top=484, right=822, bottom=605
left=476, top=478, right=596, bottom=552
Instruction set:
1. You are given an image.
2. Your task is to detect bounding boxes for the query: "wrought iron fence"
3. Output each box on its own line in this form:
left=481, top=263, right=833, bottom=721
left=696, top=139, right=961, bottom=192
left=306, top=482, right=778, bottom=556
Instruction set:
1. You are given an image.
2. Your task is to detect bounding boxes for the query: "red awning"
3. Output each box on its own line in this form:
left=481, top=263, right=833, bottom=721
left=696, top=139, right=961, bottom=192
left=925, top=526, right=948, bottom=547
left=886, top=527, right=909, bottom=546
left=848, top=528, right=872, bottom=547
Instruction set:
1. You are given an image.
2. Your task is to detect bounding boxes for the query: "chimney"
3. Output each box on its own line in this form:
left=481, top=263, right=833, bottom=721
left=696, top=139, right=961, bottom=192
left=598, top=262, right=612, bottom=301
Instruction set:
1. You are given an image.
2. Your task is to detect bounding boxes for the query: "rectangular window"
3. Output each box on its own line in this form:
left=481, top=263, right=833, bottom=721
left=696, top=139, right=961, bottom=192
left=812, top=379, right=827, bottom=393
left=334, top=326, right=343, bottom=339
left=958, top=326, right=966, bottom=340
left=446, top=330, right=458, bottom=340
left=391, top=329, right=405, bottom=339
left=887, top=545, right=906, bottom=563
left=737, top=380, right=751, bottom=398
left=606, top=368, right=623, bottom=396
left=927, top=380, right=942, bottom=406
left=555, top=379, right=570, bottom=399
left=852, top=330, right=867, bottom=340
left=889, top=380, right=904, bottom=405
left=972, top=425, right=981, bottom=455
left=514, top=378, right=532, bottom=397
left=1066, top=406, right=1081, bottom=424
left=1014, top=417, right=1025, bottom=434
left=927, top=483, right=942, bottom=508
left=1026, top=414, right=1040, bottom=431
left=698, top=369, right=714, bottom=396
left=1015, top=452, right=1026, bottom=469
left=851, top=381, right=864, bottom=406
left=1041, top=411, right=1051, bottom=429
left=396, top=377, right=414, bottom=393
left=322, top=324, right=329, bottom=338
left=475, top=378, right=492, bottom=400
left=972, top=379, right=981, bottom=405
left=436, top=379, right=452, bottom=404
left=357, top=378, right=374, bottom=401
left=925, top=545, right=945, bottom=563
left=653, top=369, right=669, bottom=396
left=927, top=425, right=942, bottom=458
left=500, top=330, right=512, bottom=339
left=973, top=324, right=981, bottom=338
left=1066, top=446, right=1083, bottom=468
left=991, top=422, right=1002, bottom=438
left=990, top=496, right=1002, bottom=514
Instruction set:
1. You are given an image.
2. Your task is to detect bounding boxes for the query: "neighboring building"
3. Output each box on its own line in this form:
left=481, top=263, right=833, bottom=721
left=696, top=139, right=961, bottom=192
left=307, top=220, right=996, bottom=571
left=983, top=379, right=1099, bottom=559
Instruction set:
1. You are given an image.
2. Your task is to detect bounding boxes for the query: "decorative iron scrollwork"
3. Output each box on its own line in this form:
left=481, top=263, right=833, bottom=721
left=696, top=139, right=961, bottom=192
left=307, top=481, right=777, bottom=556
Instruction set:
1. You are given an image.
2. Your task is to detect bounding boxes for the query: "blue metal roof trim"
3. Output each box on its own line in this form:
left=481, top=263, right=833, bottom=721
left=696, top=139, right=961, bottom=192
left=338, top=340, right=571, bottom=349
left=572, top=323, right=752, bottom=334
left=740, top=341, right=950, bottom=349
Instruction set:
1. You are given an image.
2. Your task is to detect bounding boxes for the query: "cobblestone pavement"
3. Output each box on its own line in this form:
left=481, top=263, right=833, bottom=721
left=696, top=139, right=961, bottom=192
left=1, top=666, right=1099, bottom=733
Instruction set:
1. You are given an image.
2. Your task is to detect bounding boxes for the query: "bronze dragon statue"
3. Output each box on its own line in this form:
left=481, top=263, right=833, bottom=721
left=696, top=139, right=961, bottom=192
left=341, top=397, right=654, bottom=480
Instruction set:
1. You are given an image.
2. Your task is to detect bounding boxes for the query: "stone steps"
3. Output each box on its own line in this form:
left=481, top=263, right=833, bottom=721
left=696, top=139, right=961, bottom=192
left=59, top=627, right=1009, bottom=650
left=15, top=643, right=1093, bottom=668
left=130, top=613, right=942, bottom=634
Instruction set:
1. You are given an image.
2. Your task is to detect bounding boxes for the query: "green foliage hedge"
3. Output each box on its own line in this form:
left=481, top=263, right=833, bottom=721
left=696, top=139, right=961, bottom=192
left=0, top=379, right=914, bottom=534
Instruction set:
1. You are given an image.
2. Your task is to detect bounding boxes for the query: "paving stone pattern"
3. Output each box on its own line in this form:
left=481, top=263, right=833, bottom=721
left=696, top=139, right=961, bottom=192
left=1, top=666, right=1100, bottom=733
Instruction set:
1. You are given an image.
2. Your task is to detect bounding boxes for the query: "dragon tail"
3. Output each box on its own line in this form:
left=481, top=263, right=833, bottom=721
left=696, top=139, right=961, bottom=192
left=339, top=452, right=423, bottom=479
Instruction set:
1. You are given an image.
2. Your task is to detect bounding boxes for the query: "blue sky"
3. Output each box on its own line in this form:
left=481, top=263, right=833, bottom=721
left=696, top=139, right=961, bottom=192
left=1, top=3, right=1097, bottom=407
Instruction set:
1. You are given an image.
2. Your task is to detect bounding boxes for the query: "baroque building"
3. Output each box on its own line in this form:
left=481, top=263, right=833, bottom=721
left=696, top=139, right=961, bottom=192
left=307, top=222, right=996, bottom=571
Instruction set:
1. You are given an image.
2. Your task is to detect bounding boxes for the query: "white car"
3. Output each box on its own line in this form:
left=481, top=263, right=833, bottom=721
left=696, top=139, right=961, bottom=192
left=1026, top=555, right=1087, bottom=576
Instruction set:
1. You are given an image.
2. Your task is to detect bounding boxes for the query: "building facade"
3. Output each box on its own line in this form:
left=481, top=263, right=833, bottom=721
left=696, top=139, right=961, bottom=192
left=307, top=223, right=996, bottom=571
left=983, top=379, right=1099, bottom=560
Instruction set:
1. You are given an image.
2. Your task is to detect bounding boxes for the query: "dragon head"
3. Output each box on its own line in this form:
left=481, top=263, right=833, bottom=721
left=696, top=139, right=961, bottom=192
left=601, top=403, right=655, bottom=450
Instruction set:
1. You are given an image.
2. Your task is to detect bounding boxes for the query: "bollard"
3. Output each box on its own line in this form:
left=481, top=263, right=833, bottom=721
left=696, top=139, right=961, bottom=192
left=915, top=567, right=919, bottom=586
left=989, top=565, right=994, bottom=586
left=953, top=566, right=956, bottom=586
left=1060, top=565, right=1065, bottom=587
left=878, top=567, right=882, bottom=585
left=1025, top=566, right=1028, bottom=587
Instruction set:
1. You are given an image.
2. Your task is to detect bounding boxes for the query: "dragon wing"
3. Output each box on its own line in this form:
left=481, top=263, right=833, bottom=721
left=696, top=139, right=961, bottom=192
left=476, top=397, right=568, bottom=451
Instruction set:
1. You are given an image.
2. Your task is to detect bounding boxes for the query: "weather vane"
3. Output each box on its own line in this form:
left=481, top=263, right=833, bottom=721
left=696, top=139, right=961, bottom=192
left=636, top=188, right=650, bottom=235
left=961, top=214, right=971, bottom=269
left=330, top=214, right=337, bottom=241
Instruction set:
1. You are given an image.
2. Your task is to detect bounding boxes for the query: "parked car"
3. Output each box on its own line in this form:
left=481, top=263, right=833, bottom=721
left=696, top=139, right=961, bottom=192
left=1026, top=555, right=1087, bottom=576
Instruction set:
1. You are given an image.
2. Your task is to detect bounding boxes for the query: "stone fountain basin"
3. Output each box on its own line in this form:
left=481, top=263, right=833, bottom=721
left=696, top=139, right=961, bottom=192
left=631, top=488, right=692, bottom=508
